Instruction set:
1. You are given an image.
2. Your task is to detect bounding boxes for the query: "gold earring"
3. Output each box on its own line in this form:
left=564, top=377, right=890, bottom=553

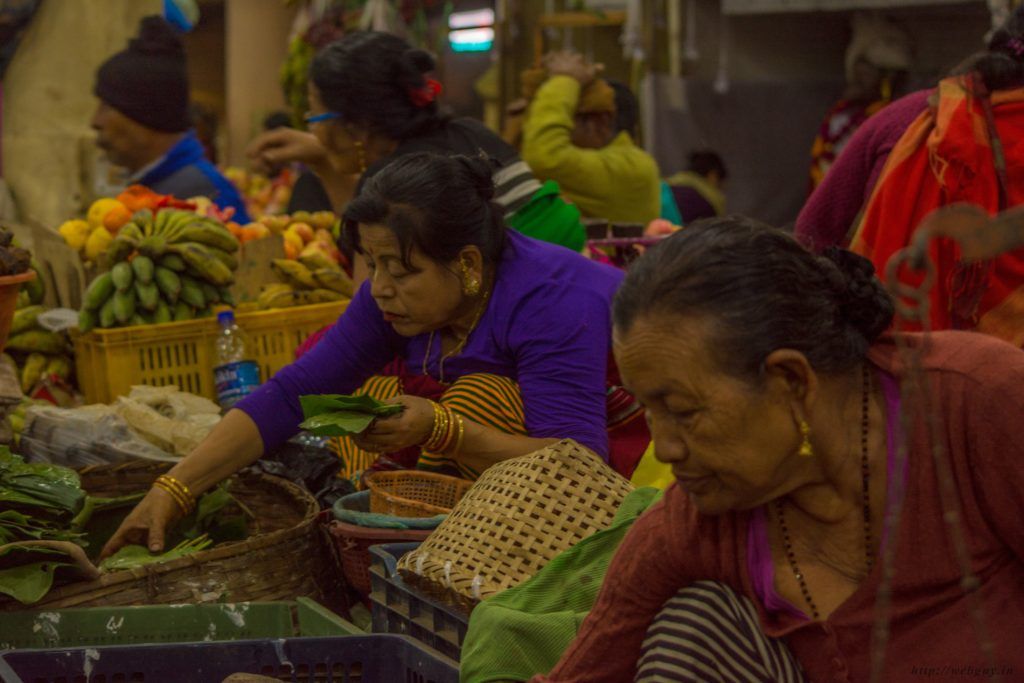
left=354, top=140, right=367, bottom=174
left=460, top=261, right=480, bottom=296
left=798, top=419, right=814, bottom=457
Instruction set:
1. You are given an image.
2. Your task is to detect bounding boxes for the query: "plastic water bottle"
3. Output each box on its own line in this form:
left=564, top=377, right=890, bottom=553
left=213, top=310, right=260, bottom=410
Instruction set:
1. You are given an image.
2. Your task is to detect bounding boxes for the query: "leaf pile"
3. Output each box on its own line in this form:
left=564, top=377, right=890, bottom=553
left=299, top=394, right=403, bottom=438
left=99, top=535, right=213, bottom=573
left=0, top=448, right=84, bottom=516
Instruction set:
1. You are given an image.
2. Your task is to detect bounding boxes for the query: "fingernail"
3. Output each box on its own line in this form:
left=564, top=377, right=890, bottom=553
left=150, top=545, right=161, bottom=552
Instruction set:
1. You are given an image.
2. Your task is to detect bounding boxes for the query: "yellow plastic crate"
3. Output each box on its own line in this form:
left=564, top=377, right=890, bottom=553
left=74, top=302, right=347, bottom=404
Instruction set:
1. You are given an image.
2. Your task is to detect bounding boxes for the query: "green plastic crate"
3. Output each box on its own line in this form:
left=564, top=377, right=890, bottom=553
left=0, top=598, right=362, bottom=651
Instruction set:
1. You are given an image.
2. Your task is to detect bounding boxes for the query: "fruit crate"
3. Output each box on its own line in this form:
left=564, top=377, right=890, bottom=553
left=369, top=543, right=469, bottom=662
left=0, top=598, right=361, bottom=651
left=74, top=301, right=346, bottom=404
left=0, top=634, right=459, bottom=683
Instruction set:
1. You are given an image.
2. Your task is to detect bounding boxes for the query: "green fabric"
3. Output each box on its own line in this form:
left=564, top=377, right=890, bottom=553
left=459, top=487, right=663, bottom=683
left=659, top=181, right=683, bottom=225
left=506, top=180, right=586, bottom=252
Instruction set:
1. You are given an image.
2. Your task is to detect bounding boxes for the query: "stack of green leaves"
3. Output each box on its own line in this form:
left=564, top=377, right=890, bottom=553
left=0, top=448, right=84, bottom=520
left=299, top=394, right=403, bottom=437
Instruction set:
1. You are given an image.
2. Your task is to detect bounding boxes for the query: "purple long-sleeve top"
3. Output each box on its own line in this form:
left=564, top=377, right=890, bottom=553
left=796, top=89, right=931, bottom=251
left=238, top=230, right=624, bottom=459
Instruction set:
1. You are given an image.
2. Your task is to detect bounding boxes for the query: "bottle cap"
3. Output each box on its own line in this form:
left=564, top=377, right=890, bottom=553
left=217, top=310, right=235, bottom=326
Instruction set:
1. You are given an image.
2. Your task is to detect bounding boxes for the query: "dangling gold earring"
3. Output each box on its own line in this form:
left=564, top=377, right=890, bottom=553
left=798, top=419, right=814, bottom=457
left=354, top=140, right=367, bottom=174
left=460, top=261, right=480, bottom=296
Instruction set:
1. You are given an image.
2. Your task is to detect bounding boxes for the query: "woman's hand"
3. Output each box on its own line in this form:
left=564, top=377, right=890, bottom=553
left=352, top=395, right=435, bottom=453
left=246, top=128, right=330, bottom=175
left=544, top=51, right=604, bottom=86
left=99, top=486, right=184, bottom=559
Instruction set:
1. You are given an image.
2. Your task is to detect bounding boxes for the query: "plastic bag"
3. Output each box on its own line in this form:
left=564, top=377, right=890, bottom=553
left=19, top=404, right=177, bottom=467
left=250, top=433, right=354, bottom=508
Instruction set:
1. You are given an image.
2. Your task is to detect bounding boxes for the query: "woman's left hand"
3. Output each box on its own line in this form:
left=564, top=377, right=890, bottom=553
left=352, top=395, right=435, bottom=453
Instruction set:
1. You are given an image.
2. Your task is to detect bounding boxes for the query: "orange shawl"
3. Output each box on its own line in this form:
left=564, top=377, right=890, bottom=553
left=851, top=75, right=1024, bottom=347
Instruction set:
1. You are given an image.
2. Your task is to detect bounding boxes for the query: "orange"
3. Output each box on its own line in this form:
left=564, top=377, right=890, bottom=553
left=102, top=202, right=133, bottom=232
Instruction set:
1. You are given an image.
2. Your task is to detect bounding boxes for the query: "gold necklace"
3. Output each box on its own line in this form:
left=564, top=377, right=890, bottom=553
left=422, top=287, right=491, bottom=384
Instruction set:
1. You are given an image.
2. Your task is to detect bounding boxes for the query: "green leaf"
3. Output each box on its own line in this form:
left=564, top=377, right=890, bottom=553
left=99, top=535, right=213, bottom=573
left=298, top=393, right=402, bottom=437
left=0, top=561, right=72, bottom=604
left=0, top=544, right=76, bottom=605
left=299, top=410, right=377, bottom=437
left=0, top=448, right=84, bottom=515
left=299, top=393, right=403, bottom=418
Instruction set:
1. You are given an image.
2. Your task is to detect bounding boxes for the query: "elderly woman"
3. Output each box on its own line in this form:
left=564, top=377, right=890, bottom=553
left=248, top=31, right=585, bottom=253
left=102, top=153, right=646, bottom=557
left=535, top=217, right=1024, bottom=682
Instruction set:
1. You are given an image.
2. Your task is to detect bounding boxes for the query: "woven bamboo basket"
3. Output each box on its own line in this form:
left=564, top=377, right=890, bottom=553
left=396, top=440, right=633, bottom=610
left=365, top=470, right=472, bottom=518
left=0, top=460, right=331, bottom=611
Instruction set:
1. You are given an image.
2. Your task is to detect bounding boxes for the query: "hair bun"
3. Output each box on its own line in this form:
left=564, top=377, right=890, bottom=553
left=131, top=16, right=183, bottom=56
left=397, top=47, right=437, bottom=87
left=820, top=247, right=894, bottom=342
left=453, top=154, right=497, bottom=201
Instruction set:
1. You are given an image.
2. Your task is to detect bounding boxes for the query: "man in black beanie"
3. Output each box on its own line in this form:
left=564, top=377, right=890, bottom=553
left=91, top=15, right=249, bottom=221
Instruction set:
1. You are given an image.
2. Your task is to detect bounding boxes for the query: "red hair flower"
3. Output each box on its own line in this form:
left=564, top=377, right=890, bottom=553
left=408, top=78, right=443, bottom=107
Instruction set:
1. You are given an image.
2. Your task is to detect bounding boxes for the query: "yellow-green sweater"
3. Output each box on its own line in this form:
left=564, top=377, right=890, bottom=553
left=521, top=75, right=661, bottom=224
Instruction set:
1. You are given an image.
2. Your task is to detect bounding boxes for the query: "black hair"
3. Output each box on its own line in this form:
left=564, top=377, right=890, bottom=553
left=688, top=150, right=728, bottom=180
left=613, top=216, right=894, bottom=380
left=953, top=5, right=1024, bottom=91
left=310, top=31, right=445, bottom=140
left=606, top=80, right=639, bottom=135
left=342, top=153, right=506, bottom=269
left=263, top=111, right=292, bottom=131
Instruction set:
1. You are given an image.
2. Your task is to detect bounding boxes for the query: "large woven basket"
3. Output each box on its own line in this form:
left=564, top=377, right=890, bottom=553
left=365, top=470, right=472, bottom=518
left=0, top=460, right=331, bottom=611
left=396, top=440, right=633, bottom=610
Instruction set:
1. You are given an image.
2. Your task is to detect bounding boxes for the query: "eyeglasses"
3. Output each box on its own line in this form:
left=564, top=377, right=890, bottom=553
left=304, top=111, right=340, bottom=124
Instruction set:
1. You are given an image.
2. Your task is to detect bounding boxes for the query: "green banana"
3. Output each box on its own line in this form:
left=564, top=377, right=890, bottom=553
left=179, top=276, right=206, bottom=309
left=131, top=255, right=155, bottom=284
left=135, top=281, right=160, bottom=311
left=168, top=243, right=234, bottom=286
left=154, top=267, right=181, bottom=304
left=78, top=309, right=97, bottom=333
left=83, top=273, right=115, bottom=311
left=11, top=305, right=45, bottom=335
left=111, top=262, right=134, bottom=292
left=113, top=289, right=136, bottom=324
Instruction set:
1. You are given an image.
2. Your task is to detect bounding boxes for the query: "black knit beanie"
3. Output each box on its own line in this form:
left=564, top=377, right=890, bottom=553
left=94, top=16, right=190, bottom=132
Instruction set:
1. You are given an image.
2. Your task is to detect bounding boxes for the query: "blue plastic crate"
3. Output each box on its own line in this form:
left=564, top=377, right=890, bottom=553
left=369, top=543, right=469, bottom=662
left=0, top=634, right=458, bottom=683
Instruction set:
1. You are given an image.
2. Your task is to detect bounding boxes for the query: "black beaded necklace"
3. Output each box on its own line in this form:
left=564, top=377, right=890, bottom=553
left=775, top=364, right=874, bottom=621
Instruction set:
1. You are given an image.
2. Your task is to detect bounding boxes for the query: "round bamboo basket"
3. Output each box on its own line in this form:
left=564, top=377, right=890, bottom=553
left=0, top=460, right=331, bottom=611
left=365, top=470, right=473, bottom=518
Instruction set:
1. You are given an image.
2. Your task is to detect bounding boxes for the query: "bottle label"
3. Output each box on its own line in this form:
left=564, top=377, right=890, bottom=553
left=214, top=360, right=261, bottom=409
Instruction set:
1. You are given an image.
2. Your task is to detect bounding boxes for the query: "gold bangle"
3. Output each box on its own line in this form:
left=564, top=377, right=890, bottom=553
left=155, top=475, right=196, bottom=514
left=424, top=401, right=444, bottom=447
left=435, top=405, right=457, bottom=453
left=449, top=414, right=465, bottom=455
left=156, top=475, right=195, bottom=507
left=425, top=402, right=454, bottom=452
left=153, top=480, right=192, bottom=515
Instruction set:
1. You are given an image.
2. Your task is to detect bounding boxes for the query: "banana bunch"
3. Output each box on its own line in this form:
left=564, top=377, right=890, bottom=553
left=78, top=209, right=240, bottom=332
left=257, top=257, right=353, bottom=310
left=8, top=300, right=74, bottom=394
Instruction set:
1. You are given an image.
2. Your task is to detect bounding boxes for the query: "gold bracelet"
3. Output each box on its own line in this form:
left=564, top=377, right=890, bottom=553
left=155, top=475, right=196, bottom=514
left=424, top=402, right=454, bottom=452
left=156, top=475, right=195, bottom=506
left=424, top=401, right=444, bottom=447
left=153, top=480, right=192, bottom=515
left=449, top=414, right=465, bottom=455
left=435, top=405, right=458, bottom=453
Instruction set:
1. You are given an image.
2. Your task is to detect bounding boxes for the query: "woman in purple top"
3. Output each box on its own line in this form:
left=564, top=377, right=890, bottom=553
left=102, top=153, right=634, bottom=557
